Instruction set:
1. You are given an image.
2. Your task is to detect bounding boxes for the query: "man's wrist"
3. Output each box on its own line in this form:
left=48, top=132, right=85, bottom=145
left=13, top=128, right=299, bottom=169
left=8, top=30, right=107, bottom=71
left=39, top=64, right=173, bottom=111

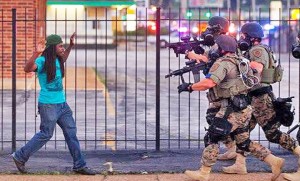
left=33, top=51, right=42, bottom=56
left=188, top=84, right=193, bottom=92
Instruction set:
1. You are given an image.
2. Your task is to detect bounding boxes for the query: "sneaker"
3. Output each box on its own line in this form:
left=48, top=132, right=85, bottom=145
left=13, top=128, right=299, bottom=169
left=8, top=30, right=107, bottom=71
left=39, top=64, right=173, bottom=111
left=11, top=152, right=27, bottom=173
left=74, top=167, right=96, bottom=175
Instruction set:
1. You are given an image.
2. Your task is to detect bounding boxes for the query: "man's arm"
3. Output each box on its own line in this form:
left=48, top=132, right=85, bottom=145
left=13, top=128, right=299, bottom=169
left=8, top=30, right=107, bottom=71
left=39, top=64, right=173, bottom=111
left=186, top=51, right=208, bottom=63
left=24, top=40, right=45, bottom=73
left=24, top=52, right=40, bottom=73
left=62, top=32, right=76, bottom=62
left=249, top=61, right=263, bottom=75
left=191, top=78, right=216, bottom=91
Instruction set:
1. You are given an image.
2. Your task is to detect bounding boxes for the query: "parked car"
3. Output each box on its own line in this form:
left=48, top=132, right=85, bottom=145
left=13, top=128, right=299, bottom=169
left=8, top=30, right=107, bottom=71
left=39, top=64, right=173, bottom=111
left=147, top=31, right=182, bottom=48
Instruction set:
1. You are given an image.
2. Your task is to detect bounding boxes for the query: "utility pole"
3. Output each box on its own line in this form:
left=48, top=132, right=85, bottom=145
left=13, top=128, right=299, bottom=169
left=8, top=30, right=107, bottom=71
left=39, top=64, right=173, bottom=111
left=227, top=0, right=231, bottom=10
left=236, top=0, right=240, bottom=16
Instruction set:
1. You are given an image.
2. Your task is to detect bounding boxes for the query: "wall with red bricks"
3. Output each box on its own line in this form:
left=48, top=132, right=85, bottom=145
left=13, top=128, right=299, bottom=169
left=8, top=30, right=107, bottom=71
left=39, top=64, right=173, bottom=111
left=0, top=0, right=46, bottom=78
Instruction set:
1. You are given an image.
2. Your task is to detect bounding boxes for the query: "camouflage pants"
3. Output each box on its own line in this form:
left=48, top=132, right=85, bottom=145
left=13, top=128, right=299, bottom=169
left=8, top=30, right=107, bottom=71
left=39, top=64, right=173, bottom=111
left=201, top=106, right=271, bottom=166
left=251, top=93, right=297, bottom=151
left=224, top=92, right=297, bottom=154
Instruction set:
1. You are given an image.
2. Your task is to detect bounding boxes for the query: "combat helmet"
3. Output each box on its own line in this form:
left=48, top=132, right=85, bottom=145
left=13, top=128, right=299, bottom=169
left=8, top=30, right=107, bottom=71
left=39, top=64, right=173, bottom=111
left=241, top=22, right=264, bottom=38
left=208, top=16, right=229, bottom=33
left=215, top=34, right=237, bottom=53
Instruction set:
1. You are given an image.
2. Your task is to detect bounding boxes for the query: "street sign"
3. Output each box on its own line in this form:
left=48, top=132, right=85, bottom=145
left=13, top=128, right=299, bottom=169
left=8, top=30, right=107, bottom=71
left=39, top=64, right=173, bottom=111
left=188, top=0, right=224, bottom=8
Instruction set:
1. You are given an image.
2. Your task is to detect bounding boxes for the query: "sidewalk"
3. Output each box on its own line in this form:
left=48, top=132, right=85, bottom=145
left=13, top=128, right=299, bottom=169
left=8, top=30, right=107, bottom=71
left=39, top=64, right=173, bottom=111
left=0, top=149, right=298, bottom=180
left=0, top=173, right=283, bottom=181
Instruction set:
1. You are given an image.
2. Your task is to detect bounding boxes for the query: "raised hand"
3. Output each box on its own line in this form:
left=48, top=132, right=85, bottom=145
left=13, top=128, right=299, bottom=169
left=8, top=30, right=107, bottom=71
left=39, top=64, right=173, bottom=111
left=36, top=39, right=46, bottom=54
left=69, top=32, right=76, bottom=46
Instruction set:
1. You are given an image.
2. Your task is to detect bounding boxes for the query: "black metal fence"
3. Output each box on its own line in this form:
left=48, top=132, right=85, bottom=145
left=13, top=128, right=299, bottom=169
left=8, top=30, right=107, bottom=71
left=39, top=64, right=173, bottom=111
left=0, top=7, right=300, bottom=153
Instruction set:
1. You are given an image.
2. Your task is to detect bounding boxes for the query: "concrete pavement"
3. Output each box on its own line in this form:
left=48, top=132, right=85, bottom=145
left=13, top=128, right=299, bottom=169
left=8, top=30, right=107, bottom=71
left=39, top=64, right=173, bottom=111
left=0, top=173, right=285, bottom=181
left=0, top=148, right=299, bottom=180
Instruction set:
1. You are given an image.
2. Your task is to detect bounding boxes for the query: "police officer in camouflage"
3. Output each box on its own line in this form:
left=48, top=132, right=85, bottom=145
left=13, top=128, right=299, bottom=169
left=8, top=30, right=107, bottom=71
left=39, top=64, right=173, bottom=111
left=178, top=34, right=284, bottom=181
left=186, top=16, right=240, bottom=161
left=185, top=16, right=229, bottom=63
left=220, top=22, right=300, bottom=181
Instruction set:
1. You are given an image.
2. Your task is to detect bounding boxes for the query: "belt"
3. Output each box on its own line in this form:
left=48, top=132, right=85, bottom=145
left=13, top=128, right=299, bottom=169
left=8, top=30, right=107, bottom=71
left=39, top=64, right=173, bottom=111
left=248, top=86, right=272, bottom=98
left=219, top=99, right=230, bottom=107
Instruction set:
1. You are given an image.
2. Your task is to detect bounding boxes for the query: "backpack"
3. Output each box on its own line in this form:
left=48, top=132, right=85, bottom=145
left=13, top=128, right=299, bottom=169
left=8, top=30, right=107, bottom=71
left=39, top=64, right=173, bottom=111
left=258, top=45, right=283, bottom=84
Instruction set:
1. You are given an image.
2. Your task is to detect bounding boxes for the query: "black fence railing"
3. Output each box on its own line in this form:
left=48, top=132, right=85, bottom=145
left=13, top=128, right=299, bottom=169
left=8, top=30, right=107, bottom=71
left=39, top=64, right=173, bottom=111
left=0, top=7, right=299, bottom=153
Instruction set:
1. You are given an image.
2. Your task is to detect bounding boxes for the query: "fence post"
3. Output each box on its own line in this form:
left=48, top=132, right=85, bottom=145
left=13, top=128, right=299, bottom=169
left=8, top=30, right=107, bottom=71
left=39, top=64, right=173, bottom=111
left=155, top=7, right=161, bottom=151
left=12, top=8, right=17, bottom=152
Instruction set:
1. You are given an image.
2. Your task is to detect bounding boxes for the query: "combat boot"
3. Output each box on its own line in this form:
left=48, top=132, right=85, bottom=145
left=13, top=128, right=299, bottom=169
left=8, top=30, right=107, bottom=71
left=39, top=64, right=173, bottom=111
left=185, top=165, right=211, bottom=181
left=264, top=154, right=285, bottom=181
left=222, top=153, right=247, bottom=174
left=217, top=141, right=237, bottom=160
left=282, top=146, right=300, bottom=181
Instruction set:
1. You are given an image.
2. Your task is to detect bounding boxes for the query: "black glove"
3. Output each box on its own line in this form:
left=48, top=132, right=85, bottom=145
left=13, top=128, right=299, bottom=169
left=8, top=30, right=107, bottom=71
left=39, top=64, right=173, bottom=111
left=177, top=82, right=193, bottom=93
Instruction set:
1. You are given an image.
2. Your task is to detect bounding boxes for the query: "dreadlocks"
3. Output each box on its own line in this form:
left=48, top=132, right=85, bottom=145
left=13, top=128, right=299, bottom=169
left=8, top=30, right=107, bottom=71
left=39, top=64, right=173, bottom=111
left=42, top=45, right=65, bottom=83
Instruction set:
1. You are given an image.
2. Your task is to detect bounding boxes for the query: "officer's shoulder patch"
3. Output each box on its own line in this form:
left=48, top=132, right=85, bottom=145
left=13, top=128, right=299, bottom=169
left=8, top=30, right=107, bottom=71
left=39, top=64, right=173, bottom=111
left=210, top=63, right=220, bottom=72
left=253, top=49, right=262, bottom=58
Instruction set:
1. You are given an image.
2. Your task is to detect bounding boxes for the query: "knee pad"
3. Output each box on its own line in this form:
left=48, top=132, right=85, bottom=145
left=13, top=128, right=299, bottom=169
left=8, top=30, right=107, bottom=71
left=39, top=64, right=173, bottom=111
left=206, top=107, right=220, bottom=125
left=236, top=139, right=251, bottom=152
left=265, top=129, right=281, bottom=144
left=207, top=117, right=232, bottom=142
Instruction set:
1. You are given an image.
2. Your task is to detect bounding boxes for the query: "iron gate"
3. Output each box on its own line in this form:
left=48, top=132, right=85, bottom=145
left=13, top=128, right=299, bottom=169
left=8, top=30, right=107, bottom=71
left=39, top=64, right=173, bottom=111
left=0, top=7, right=299, bottom=153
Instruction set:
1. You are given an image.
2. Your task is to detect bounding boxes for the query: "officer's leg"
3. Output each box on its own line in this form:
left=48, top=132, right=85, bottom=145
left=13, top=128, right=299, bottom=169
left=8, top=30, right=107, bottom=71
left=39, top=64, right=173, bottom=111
left=217, top=135, right=237, bottom=160
left=206, top=102, right=237, bottom=161
left=261, top=113, right=300, bottom=180
left=185, top=143, right=218, bottom=181
left=185, top=115, right=229, bottom=181
left=252, top=93, right=299, bottom=180
left=263, top=120, right=297, bottom=151
left=238, top=132, right=284, bottom=180
left=222, top=128, right=249, bottom=174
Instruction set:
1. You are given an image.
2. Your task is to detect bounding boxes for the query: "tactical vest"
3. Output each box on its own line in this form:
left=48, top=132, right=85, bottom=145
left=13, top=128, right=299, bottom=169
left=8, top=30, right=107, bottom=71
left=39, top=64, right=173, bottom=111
left=212, top=55, right=250, bottom=99
left=254, top=45, right=283, bottom=84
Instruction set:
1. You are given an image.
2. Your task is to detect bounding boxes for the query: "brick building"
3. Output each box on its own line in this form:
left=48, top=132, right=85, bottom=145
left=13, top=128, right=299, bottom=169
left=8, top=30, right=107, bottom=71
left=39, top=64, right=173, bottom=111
left=0, top=0, right=46, bottom=79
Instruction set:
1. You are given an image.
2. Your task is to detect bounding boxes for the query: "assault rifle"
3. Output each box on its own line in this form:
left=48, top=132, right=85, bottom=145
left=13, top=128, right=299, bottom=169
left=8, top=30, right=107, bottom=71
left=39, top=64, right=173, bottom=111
left=167, top=36, right=206, bottom=57
left=165, top=59, right=207, bottom=83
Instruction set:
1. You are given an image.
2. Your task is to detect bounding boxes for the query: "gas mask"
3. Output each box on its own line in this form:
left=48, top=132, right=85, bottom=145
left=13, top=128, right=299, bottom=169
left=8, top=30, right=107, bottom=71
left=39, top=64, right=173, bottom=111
left=208, top=47, right=222, bottom=60
left=292, top=41, right=300, bottom=59
left=201, top=25, right=223, bottom=46
left=238, top=35, right=252, bottom=51
left=201, top=28, right=215, bottom=46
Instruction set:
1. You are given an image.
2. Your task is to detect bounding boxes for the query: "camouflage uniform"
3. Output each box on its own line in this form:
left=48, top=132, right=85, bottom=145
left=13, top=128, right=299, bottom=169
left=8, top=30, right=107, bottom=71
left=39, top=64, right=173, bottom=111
left=201, top=54, right=271, bottom=167
left=247, top=45, right=297, bottom=152
left=221, top=45, right=297, bottom=156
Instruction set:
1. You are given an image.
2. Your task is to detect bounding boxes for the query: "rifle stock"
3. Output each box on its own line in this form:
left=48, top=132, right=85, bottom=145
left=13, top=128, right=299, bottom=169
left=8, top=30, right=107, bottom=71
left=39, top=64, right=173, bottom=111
left=165, top=60, right=207, bottom=82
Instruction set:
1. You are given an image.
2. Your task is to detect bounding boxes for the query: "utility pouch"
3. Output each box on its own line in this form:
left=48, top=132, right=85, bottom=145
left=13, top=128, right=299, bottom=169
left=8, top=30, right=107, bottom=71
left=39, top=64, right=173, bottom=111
left=274, top=64, right=284, bottom=82
left=273, top=97, right=295, bottom=127
left=207, top=89, right=219, bottom=103
left=231, top=94, right=249, bottom=110
left=261, top=65, right=283, bottom=83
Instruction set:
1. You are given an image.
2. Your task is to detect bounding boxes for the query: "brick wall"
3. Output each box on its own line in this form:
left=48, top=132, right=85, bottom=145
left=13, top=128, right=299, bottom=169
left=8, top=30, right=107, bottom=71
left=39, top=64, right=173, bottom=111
left=0, top=0, right=46, bottom=78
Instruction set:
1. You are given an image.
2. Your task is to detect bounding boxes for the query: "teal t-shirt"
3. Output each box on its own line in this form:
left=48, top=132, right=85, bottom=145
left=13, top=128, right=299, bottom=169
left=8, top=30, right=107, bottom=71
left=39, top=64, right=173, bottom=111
left=35, top=56, right=65, bottom=104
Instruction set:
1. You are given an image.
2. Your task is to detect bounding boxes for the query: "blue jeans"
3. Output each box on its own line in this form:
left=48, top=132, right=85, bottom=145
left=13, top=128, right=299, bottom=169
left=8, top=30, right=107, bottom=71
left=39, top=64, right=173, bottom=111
left=14, top=102, right=86, bottom=170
